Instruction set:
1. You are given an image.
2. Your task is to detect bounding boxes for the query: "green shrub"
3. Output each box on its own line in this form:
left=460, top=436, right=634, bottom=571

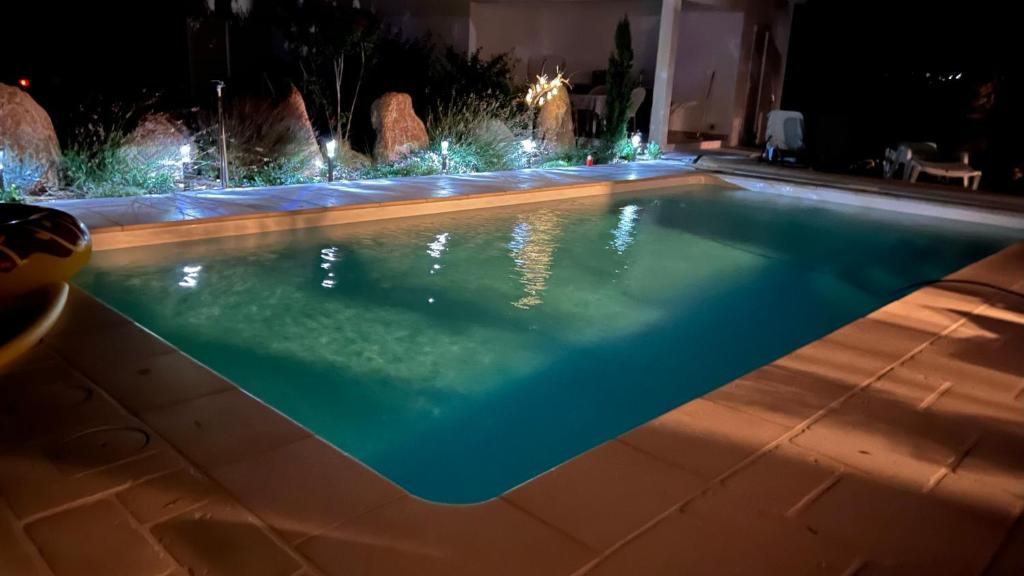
left=1, top=183, right=23, bottom=203
left=60, top=133, right=177, bottom=198
left=645, top=141, right=663, bottom=160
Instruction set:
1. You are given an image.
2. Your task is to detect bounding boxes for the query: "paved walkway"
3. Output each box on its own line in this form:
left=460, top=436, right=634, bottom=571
left=40, top=161, right=697, bottom=233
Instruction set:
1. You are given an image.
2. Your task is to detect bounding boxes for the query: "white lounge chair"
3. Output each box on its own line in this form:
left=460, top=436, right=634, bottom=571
left=883, top=142, right=937, bottom=179
left=908, top=152, right=982, bottom=190
left=762, top=110, right=805, bottom=164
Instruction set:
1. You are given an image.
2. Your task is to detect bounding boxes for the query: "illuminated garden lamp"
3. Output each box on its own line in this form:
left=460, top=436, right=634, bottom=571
left=631, top=132, right=643, bottom=150
left=325, top=139, right=337, bottom=182
left=521, top=138, right=537, bottom=168
left=179, top=144, right=192, bottom=190
left=440, top=139, right=450, bottom=173
left=17, top=78, right=29, bottom=89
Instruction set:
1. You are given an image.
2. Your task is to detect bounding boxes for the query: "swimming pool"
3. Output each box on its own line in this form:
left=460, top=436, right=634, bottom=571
left=75, top=183, right=1021, bottom=503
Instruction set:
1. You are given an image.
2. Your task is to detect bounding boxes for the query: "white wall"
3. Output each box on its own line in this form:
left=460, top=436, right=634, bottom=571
left=374, top=0, right=471, bottom=49
left=671, top=4, right=743, bottom=134
left=469, top=1, right=661, bottom=87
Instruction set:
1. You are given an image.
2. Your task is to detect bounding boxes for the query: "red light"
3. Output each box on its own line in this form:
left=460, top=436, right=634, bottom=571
left=17, top=78, right=29, bottom=88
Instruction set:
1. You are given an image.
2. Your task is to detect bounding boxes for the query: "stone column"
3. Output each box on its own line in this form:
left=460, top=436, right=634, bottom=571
left=650, top=0, right=682, bottom=147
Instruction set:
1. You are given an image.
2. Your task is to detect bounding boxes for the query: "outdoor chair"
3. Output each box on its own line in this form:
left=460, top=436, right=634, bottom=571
left=761, top=110, right=806, bottom=165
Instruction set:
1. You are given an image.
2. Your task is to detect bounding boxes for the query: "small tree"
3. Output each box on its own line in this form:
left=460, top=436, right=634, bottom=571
left=280, top=1, right=380, bottom=145
left=603, top=16, right=636, bottom=150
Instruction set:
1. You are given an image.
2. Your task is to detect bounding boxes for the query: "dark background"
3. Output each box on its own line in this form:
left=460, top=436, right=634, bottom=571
left=3, top=0, right=1022, bottom=190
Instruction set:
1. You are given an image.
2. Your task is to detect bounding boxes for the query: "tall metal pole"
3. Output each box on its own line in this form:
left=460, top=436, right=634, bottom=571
left=215, top=81, right=229, bottom=188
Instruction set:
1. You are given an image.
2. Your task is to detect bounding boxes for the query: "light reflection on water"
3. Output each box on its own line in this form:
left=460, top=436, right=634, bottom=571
left=507, top=209, right=563, bottom=309
left=320, top=246, right=341, bottom=288
left=611, top=204, right=641, bottom=254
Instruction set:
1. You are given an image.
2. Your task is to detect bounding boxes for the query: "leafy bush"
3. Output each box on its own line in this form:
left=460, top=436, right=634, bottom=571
left=645, top=141, right=663, bottom=160
left=1, top=183, right=23, bottom=203
left=58, top=97, right=178, bottom=198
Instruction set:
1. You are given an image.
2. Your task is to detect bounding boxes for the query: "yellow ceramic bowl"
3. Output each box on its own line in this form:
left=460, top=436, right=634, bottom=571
left=1, top=204, right=91, bottom=300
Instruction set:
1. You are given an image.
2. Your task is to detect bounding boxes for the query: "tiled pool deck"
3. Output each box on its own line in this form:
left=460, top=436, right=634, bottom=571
left=2, top=163, right=1023, bottom=575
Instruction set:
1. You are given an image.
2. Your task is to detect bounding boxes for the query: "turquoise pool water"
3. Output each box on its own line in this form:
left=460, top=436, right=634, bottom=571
left=76, top=184, right=1021, bottom=502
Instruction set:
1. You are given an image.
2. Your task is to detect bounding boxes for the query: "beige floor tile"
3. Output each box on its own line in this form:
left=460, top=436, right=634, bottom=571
left=0, top=342, right=62, bottom=376
left=0, top=360, right=127, bottom=449
left=117, top=467, right=221, bottom=525
left=0, top=497, right=49, bottom=576
left=584, top=489, right=857, bottom=576
left=95, top=351, right=235, bottom=413
left=503, top=439, right=706, bottom=551
left=983, top=513, right=1024, bottom=576
left=796, top=472, right=1012, bottom=576
left=140, top=389, right=310, bottom=469
left=297, top=496, right=595, bottom=576
left=45, top=322, right=174, bottom=386
left=619, top=399, right=789, bottom=480
left=791, top=388, right=976, bottom=490
left=868, top=284, right=986, bottom=335
left=151, top=498, right=300, bottom=576
left=0, top=442, right=182, bottom=520
left=718, top=441, right=842, bottom=517
left=209, top=437, right=403, bottom=544
left=705, top=364, right=851, bottom=427
left=941, top=433, right=1024, bottom=502
left=25, top=499, right=173, bottom=576
left=45, top=287, right=130, bottom=340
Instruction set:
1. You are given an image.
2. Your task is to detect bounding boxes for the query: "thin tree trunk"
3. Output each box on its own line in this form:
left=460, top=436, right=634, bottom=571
left=345, top=46, right=366, bottom=143
left=334, top=56, right=345, bottom=142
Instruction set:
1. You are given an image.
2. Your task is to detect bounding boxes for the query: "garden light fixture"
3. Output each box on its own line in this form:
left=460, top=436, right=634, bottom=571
left=631, top=132, right=643, bottom=149
left=214, top=81, right=229, bottom=188
left=326, top=139, right=337, bottom=182
left=179, top=144, right=192, bottom=190
left=441, top=140, right=450, bottom=173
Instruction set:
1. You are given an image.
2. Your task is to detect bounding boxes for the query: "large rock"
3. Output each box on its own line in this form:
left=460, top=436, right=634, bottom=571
left=0, top=84, right=61, bottom=193
left=276, top=85, right=322, bottom=176
left=371, top=92, right=428, bottom=163
left=536, top=88, right=574, bottom=152
left=119, top=113, right=189, bottom=179
left=474, top=118, right=516, bottom=144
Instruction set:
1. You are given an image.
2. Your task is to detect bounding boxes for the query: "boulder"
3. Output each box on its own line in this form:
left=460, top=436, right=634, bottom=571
left=0, top=84, right=61, bottom=193
left=119, top=113, right=189, bottom=179
left=473, top=118, right=516, bottom=144
left=536, top=88, right=574, bottom=152
left=370, top=92, right=428, bottom=163
left=276, top=85, right=323, bottom=176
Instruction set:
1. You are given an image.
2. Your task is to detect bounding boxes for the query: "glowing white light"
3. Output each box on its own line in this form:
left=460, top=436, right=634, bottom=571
left=440, top=140, right=450, bottom=155
left=320, top=247, right=342, bottom=261
left=427, top=232, right=449, bottom=258
left=631, top=133, right=642, bottom=149
left=427, top=297, right=435, bottom=303
left=179, top=144, right=191, bottom=163
left=178, top=264, right=202, bottom=288
left=325, top=139, right=337, bottom=159
left=611, top=204, right=641, bottom=254
left=521, top=139, right=537, bottom=154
